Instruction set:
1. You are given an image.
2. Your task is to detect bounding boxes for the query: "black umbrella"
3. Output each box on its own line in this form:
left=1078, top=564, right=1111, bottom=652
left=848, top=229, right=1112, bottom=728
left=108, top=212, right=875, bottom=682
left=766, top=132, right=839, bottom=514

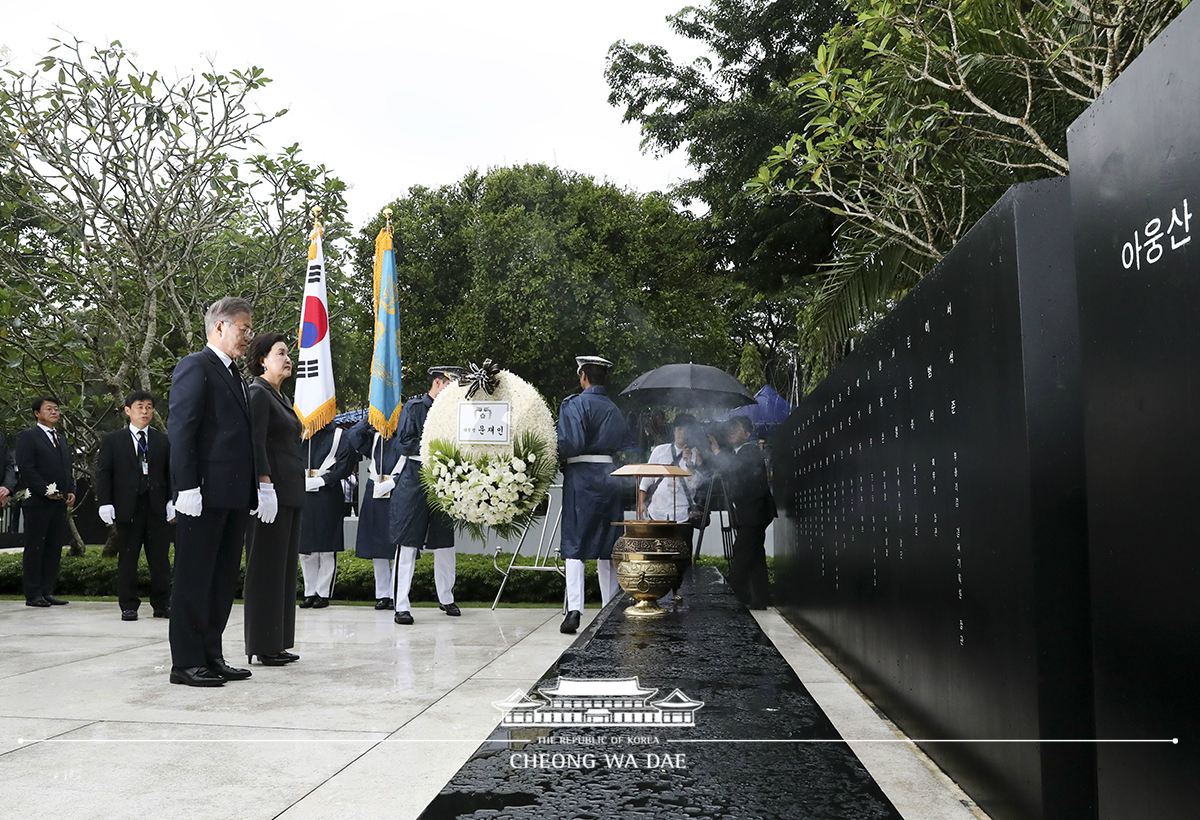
left=620, top=363, right=756, bottom=409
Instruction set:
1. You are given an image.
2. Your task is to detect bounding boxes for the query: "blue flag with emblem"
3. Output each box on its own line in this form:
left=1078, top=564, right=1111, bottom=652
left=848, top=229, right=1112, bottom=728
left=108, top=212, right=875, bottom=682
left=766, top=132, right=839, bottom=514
left=369, top=220, right=402, bottom=437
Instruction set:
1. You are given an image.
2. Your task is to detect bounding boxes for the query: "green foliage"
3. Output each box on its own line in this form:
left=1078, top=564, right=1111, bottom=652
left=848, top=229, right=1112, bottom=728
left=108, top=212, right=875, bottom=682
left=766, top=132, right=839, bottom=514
left=0, top=548, right=755, bottom=604
left=0, top=38, right=349, bottom=510
left=350, top=164, right=738, bottom=403
left=737, top=342, right=766, bottom=393
left=751, top=0, right=1187, bottom=385
left=605, top=0, right=854, bottom=393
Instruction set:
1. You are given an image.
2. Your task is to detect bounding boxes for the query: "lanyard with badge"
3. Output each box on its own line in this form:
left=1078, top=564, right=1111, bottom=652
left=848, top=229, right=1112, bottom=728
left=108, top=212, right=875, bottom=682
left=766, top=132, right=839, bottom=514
left=132, top=430, right=150, bottom=476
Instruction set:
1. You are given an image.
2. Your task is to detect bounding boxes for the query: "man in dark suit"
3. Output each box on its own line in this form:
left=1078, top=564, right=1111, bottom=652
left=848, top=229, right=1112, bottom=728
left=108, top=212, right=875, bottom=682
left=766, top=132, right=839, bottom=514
left=0, top=429, right=16, bottom=518
left=709, top=415, right=777, bottom=610
left=14, top=396, right=76, bottom=606
left=167, top=296, right=274, bottom=687
left=97, top=390, right=175, bottom=622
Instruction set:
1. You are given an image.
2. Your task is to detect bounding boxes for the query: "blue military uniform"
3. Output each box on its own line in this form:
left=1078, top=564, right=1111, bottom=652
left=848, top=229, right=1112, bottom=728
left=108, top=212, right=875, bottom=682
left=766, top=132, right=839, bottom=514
left=391, top=393, right=454, bottom=550
left=348, top=418, right=406, bottom=560
left=298, top=422, right=356, bottom=606
left=557, top=386, right=629, bottom=560
left=392, top=367, right=462, bottom=625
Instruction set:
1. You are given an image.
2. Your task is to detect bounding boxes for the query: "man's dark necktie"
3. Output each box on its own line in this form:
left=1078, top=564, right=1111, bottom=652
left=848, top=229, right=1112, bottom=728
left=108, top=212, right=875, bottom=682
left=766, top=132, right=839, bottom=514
left=137, top=430, right=149, bottom=493
left=229, top=361, right=247, bottom=403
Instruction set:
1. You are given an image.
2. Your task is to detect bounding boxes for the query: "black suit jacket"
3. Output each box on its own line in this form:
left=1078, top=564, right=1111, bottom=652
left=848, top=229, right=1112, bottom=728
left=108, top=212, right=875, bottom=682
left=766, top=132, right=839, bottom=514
left=0, top=430, right=16, bottom=493
left=713, top=441, right=777, bottom=528
left=96, top=426, right=172, bottom=522
left=168, top=346, right=256, bottom=510
left=14, top=426, right=75, bottom=508
left=248, top=377, right=305, bottom=507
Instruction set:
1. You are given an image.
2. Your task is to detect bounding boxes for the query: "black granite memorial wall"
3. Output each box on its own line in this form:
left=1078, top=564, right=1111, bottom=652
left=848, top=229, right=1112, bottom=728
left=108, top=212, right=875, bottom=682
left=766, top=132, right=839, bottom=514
left=1067, top=4, right=1200, bottom=818
left=772, top=179, right=1095, bottom=820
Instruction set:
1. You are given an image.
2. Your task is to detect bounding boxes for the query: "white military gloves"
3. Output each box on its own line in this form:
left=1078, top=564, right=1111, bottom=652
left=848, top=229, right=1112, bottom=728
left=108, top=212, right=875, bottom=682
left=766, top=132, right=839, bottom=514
left=98, top=505, right=116, bottom=526
left=373, top=476, right=395, bottom=498
left=305, top=476, right=325, bottom=492
left=175, top=488, right=203, bottom=517
left=252, top=482, right=278, bottom=524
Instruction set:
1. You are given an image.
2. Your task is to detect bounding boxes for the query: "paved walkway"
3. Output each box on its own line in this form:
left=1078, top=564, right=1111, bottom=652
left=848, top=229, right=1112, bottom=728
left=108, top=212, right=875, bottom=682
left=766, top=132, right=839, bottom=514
left=0, top=600, right=987, bottom=820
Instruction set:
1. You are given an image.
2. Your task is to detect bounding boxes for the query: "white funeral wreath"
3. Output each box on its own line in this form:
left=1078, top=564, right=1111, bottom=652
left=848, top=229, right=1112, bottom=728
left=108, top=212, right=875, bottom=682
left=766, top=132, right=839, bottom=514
left=420, top=366, right=558, bottom=540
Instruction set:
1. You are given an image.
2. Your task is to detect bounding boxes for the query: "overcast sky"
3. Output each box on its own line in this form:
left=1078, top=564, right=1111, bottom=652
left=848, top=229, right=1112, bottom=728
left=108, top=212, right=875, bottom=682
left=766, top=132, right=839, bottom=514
left=4, top=0, right=708, bottom=229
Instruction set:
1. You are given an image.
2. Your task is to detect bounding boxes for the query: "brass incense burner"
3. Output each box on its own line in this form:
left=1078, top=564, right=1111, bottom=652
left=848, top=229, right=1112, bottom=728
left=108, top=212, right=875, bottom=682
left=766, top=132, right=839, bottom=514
left=610, top=464, right=692, bottom=618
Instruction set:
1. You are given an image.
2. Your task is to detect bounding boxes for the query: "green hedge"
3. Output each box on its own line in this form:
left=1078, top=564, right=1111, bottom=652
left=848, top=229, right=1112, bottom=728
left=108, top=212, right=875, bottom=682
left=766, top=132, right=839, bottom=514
left=0, top=546, right=751, bottom=604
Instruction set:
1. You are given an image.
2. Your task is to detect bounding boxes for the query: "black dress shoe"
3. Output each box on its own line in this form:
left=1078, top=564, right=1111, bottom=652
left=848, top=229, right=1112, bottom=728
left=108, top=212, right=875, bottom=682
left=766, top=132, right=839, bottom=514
left=439, top=602, right=461, bottom=616
left=153, top=608, right=170, bottom=619
left=394, top=610, right=414, bottom=625
left=208, top=658, right=252, bottom=680
left=312, top=596, right=329, bottom=609
left=43, top=595, right=69, bottom=605
left=250, top=653, right=291, bottom=666
left=298, top=595, right=317, bottom=609
left=170, top=666, right=225, bottom=687
left=121, top=609, right=138, bottom=621
left=560, top=610, right=581, bottom=634
left=374, top=597, right=394, bottom=611
left=25, top=597, right=51, bottom=608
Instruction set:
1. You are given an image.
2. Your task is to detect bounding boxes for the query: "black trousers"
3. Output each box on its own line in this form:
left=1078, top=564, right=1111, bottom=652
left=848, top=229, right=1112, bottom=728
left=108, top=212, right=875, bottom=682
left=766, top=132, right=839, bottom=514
left=169, top=507, right=248, bottom=669
left=22, top=502, right=67, bottom=601
left=115, top=494, right=172, bottom=613
left=243, top=505, right=300, bottom=657
left=729, top=525, right=770, bottom=609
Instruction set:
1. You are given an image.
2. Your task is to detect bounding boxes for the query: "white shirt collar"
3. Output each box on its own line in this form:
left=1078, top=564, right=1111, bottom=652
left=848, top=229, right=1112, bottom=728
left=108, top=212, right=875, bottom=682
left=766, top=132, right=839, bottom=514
left=37, top=423, right=55, bottom=435
left=206, top=342, right=233, bottom=368
left=129, top=423, right=149, bottom=436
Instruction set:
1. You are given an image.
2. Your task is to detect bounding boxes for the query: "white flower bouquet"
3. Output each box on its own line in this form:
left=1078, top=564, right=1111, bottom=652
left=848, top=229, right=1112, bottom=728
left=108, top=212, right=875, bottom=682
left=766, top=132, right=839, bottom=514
left=420, top=367, right=558, bottom=541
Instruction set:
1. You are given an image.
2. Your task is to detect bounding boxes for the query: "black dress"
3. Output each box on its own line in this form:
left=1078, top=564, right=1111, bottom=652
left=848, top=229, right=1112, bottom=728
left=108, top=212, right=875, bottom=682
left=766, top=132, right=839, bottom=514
left=244, top=377, right=305, bottom=658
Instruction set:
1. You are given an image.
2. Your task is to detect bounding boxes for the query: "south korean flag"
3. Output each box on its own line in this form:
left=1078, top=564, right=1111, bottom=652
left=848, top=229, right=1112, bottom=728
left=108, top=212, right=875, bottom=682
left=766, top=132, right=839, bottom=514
left=293, top=216, right=337, bottom=437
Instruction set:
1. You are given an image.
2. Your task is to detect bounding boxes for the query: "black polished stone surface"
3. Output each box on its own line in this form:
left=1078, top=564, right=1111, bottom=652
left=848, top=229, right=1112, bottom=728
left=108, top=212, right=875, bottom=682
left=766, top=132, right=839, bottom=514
left=419, top=568, right=900, bottom=820
left=772, top=179, right=1095, bottom=820
left=1067, top=3, right=1200, bottom=818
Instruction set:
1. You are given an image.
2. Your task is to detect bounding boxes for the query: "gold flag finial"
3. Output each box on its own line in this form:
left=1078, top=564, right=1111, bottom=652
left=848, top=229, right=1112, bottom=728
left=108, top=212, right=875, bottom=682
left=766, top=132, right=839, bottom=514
left=311, top=205, right=322, bottom=219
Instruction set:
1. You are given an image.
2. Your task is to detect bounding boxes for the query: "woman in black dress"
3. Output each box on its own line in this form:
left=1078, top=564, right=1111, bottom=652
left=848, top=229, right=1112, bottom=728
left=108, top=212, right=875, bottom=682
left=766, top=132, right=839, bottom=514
left=244, top=332, right=305, bottom=666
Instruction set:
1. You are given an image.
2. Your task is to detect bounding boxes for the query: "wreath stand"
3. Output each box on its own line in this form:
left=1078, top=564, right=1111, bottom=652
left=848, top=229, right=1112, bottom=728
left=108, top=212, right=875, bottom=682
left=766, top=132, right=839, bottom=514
left=490, top=483, right=567, bottom=610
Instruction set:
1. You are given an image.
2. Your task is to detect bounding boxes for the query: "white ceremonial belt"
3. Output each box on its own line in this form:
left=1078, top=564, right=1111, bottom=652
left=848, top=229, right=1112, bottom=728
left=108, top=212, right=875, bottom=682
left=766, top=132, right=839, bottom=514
left=567, top=455, right=614, bottom=464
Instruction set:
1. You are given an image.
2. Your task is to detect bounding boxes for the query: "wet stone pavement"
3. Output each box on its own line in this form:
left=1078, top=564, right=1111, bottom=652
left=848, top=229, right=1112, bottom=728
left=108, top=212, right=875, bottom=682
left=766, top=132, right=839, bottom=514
left=420, top=568, right=902, bottom=820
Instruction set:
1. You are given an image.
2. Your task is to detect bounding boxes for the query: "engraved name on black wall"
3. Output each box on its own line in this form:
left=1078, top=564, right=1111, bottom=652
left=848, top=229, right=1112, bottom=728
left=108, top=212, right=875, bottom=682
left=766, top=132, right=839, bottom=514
left=774, top=178, right=1094, bottom=820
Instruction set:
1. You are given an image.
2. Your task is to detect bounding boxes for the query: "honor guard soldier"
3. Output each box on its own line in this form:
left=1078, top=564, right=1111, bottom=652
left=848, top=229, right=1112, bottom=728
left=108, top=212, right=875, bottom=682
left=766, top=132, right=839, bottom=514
left=298, top=421, right=356, bottom=608
left=392, top=366, right=461, bottom=625
left=556, top=355, right=630, bottom=633
left=348, top=416, right=404, bottom=610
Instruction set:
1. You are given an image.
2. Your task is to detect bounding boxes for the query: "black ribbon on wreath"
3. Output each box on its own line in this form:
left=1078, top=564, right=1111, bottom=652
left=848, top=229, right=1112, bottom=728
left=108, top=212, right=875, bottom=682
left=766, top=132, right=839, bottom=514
left=459, top=359, right=501, bottom=399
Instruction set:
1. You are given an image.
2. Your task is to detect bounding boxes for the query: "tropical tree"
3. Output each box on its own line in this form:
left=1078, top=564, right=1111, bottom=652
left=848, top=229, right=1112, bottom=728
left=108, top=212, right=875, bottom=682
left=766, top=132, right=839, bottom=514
left=750, top=0, right=1187, bottom=383
left=605, top=0, right=853, bottom=393
left=351, top=164, right=740, bottom=406
left=0, top=37, right=349, bottom=544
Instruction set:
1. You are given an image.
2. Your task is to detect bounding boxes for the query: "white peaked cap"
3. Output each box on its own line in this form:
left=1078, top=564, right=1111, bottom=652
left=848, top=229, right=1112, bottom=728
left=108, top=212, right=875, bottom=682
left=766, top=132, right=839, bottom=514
left=575, top=356, right=614, bottom=374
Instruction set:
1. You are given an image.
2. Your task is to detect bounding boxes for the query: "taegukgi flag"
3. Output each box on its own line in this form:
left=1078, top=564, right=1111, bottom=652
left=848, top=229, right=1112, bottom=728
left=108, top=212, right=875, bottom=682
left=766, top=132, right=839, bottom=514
left=369, top=219, right=402, bottom=437
left=293, top=217, right=338, bottom=438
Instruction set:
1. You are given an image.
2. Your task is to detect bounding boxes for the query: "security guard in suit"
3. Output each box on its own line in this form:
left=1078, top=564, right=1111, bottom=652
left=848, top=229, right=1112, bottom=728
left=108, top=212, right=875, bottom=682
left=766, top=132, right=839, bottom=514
left=15, top=396, right=76, bottom=606
left=97, top=390, right=175, bottom=621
